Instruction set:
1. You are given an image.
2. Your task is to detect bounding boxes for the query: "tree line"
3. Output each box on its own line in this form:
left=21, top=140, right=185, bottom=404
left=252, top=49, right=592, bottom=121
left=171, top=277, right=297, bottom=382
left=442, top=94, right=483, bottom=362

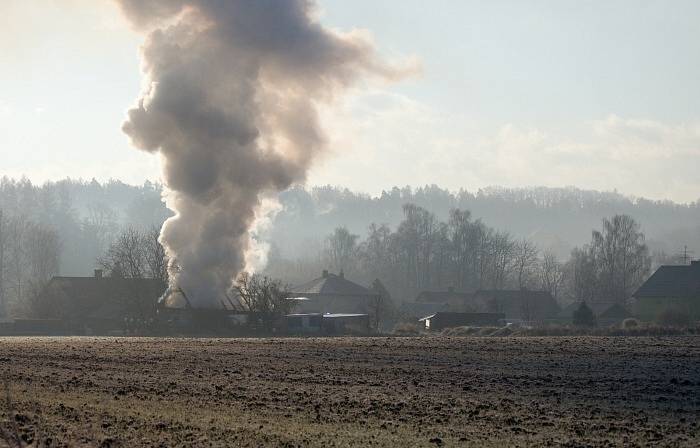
left=265, top=204, right=653, bottom=306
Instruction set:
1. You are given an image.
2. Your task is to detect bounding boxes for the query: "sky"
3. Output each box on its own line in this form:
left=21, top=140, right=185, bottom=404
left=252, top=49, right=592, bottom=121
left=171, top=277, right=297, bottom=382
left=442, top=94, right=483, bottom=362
left=1, top=0, right=699, bottom=202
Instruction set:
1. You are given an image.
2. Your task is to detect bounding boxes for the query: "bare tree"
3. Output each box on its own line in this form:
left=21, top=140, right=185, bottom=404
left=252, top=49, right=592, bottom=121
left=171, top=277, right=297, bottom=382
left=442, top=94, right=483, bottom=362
left=99, top=227, right=146, bottom=279
left=325, top=227, right=359, bottom=273
left=235, top=272, right=293, bottom=329
left=539, top=250, right=564, bottom=301
left=513, top=238, right=539, bottom=289
left=143, top=225, right=168, bottom=283
left=590, top=215, right=651, bottom=303
left=488, top=230, right=515, bottom=290
left=368, top=278, right=394, bottom=332
left=7, top=215, right=29, bottom=308
left=0, top=210, right=6, bottom=317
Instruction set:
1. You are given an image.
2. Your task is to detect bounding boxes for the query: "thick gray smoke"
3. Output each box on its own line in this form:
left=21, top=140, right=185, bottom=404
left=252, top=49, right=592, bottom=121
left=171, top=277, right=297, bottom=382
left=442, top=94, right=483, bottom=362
left=116, top=0, right=405, bottom=307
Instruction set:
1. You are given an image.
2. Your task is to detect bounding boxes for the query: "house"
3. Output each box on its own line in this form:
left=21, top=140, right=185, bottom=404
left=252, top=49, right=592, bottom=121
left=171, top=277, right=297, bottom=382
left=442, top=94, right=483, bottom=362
left=419, top=312, right=505, bottom=331
left=473, top=289, right=560, bottom=324
left=415, top=287, right=476, bottom=311
left=400, top=287, right=474, bottom=319
left=288, top=270, right=379, bottom=314
left=558, top=301, right=631, bottom=327
left=36, top=269, right=166, bottom=335
left=633, top=260, right=700, bottom=321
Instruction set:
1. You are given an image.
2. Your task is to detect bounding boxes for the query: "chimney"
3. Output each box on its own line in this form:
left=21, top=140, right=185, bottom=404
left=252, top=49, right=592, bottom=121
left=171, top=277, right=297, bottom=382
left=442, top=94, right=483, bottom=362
left=339, top=270, right=345, bottom=279
left=94, top=269, right=103, bottom=279
left=322, top=270, right=328, bottom=278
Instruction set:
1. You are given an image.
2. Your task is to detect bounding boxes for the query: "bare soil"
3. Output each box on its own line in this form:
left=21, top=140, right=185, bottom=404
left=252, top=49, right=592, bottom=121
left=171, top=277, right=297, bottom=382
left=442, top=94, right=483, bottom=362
left=0, top=336, right=698, bottom=447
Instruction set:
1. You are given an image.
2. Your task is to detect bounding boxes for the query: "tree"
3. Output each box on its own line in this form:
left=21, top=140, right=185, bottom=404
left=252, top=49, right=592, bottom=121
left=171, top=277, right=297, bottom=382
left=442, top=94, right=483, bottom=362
left=590, top=215, right=651, bottom=303
left=513, top=238, right=538, bottom=289
left=143, top=225, right=168, bottom=283
left=235, top=272, right=293, bottom=330
left=572, top=301, right=597, bottom=327
left=566, top=246, right=598, bottom=302
left=99, top=227, right=145, bottom=279
left=0, top=210, right=6, bottom=317
left=325, top=227, right=359, bottom=273
left=368, top=278, right=395, bottom=332
left=539, top=250, right=564, bottom=301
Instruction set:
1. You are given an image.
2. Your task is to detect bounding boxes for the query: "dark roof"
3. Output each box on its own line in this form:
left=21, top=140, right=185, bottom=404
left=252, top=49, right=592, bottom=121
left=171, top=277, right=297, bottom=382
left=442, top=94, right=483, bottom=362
left=42, top=276, right=166, bottom=319
left=558, top=301, right=631, bottom=319
left=633, top=263, right=700, bottom=299
left=415, top=290, right=473, bottom=303
left=474, top=289, right=560, bottom=320
left=400, top=301, right=450, bottom=317
left=290, top=273, right=378, bottom=297
left=475, top=289, right=554, bottom=301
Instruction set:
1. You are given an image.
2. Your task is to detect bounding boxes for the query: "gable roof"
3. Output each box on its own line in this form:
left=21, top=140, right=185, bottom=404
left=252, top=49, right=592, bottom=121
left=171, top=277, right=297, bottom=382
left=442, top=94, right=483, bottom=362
left=290, top=272, right=378, bottom=297
left=42, top=276, right=166, bottom=319
left=415, top=290, right=474, bottom=303
left=474, top=289, right=560, bottom=320
left=475, top=289, right=555, bottom=302
left=633, top=263, right=700, bottom=299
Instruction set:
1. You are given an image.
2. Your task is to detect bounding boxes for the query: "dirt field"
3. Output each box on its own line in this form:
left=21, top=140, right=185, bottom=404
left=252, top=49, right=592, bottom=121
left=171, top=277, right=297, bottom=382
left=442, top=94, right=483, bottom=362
left=0, top=336, right=698, bottom=447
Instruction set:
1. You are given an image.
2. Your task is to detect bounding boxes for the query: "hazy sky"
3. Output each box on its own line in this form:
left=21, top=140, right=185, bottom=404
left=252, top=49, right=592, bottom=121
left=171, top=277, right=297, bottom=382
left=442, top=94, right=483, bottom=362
left=1, top=1, right=699, bottom=202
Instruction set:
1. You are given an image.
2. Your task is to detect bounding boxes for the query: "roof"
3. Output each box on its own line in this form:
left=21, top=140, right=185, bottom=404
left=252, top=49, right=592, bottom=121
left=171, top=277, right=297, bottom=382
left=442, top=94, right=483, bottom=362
left=400, top=301, right=450, bottom=317
left=558, top=301, right=631, bottom=319
left=290, top=272, right=378, bottom=297
left=475, top=289, right=555, bottom=301
left=415, top=290, right=474, bottom=303
left=42, top=276, right=166, bottom=319
left=474, top=289, right=560, bottom=320
left=633, top=263, right=700, bottom=299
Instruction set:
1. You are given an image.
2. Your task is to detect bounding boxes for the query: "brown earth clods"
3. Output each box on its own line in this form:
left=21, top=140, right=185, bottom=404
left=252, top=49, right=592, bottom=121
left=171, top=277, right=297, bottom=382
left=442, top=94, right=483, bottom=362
left=0, top=336, right=698, bottom=447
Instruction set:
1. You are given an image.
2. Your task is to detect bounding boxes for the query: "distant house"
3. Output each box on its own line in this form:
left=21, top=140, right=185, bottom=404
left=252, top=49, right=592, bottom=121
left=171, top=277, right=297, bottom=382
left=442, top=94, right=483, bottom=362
left=415, top=287, right=476, bottom=311
left=473, top=289, right=560, bottom=323
left=288, top=270, right=379, bottom=314
left=400, top=287, right=474, bottom=319
left=419, top=312, right=505, bottom=331
left=36, top=269, right=166, bottom=335
left=558, top=301, right=631, bottom=327
left=633, top=261, right=700, bottom=321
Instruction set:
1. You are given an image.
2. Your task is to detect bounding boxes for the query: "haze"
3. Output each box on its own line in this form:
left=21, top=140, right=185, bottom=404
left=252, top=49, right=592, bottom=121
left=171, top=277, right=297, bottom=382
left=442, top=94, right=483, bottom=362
left=2, top=0, right=699, bottom=203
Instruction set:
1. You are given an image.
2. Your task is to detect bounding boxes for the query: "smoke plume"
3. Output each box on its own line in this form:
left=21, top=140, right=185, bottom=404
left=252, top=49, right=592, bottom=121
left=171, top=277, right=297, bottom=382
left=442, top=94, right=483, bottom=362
left=116, top=0, right=406, bottom=307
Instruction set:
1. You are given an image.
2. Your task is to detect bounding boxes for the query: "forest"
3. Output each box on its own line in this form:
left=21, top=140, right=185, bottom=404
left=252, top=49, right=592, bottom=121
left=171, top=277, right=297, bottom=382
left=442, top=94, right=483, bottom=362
left=0, top=176, right=698, bottom=316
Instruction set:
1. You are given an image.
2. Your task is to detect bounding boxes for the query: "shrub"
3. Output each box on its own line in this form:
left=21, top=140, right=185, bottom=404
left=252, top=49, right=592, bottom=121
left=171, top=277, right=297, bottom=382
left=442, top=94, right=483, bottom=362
left=441, top=326, right=478, bottom=337
left=621, top=318, right=639, bottom=329
left=656, top=307, right=691, bottom=328
left=392, top=322, right=421, bottom=336
left=572, top=302, right=597, bottom=327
